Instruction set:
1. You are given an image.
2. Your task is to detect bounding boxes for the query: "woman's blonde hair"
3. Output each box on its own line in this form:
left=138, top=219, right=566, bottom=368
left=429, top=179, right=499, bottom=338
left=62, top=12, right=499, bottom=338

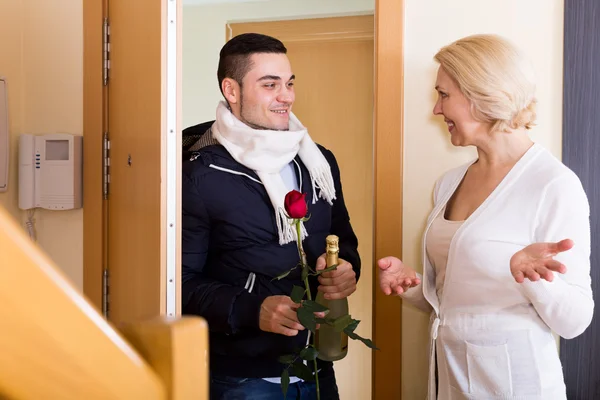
left=434, top=34, right=537, bottom=133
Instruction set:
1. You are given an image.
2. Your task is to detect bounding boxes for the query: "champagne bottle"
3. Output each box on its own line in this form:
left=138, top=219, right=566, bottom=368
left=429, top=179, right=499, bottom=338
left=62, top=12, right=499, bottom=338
left=315, top=235, right=349, bottom=362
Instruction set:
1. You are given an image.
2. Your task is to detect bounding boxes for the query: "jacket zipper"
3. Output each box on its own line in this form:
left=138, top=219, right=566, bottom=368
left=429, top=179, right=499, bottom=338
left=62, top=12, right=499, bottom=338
left=209, top=164, right=263, bottom=185
left=209, top=161, right=304, bottom=190
left=210, top=161, right=304, bottom=298
left=293, top=159, right=303, bottom=190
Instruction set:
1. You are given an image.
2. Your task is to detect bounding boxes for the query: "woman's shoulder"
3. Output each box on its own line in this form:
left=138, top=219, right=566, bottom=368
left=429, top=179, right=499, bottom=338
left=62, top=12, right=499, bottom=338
left=527, top=145, right=589, bottom=207
left=438, top=161, right=472, bottom=183
left=529, top=145, right=583, bottom=187
left=433, top=160, right=473, bottom=202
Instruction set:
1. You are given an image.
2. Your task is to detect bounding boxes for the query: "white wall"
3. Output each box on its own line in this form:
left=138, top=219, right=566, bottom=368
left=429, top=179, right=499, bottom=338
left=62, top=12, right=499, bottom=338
left=0, top=0, right=83, bottom=290
left=182, top=0, right=374, bottom=128
left=402, top=0, right=565, bottom=398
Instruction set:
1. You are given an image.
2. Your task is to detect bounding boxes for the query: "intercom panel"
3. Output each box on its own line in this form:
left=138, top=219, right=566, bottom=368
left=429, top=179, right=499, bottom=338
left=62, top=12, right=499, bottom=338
left=19, top=133, right=83, bottom=210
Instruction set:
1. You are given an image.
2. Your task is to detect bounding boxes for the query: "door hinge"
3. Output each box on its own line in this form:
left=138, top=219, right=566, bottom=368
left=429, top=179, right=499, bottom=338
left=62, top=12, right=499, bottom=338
left=102, top=269, right=109, bottom=318
left=103, top=132, right=111, bottom=199
left=103, top=18, right=110, bottom=86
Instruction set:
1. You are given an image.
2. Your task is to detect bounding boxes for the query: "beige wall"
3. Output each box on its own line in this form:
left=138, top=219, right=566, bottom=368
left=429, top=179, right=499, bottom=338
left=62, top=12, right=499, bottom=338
left=402, top=0, right=565, bottom=398
left=182, top=0, right=374, bottom=128
left=0, top=1, right=24, bottom=221
left=0, top=0, right=83, bottom=289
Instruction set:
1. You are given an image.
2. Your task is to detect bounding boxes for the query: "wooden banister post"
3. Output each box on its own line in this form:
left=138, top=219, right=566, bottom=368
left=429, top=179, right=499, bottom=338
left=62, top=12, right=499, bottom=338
left=120, top=317, right=209, bottom=400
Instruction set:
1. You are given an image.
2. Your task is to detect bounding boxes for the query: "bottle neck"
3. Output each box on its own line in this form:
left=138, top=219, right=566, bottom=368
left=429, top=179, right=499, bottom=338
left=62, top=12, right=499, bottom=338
left=326, top=253, right=339, bottom=268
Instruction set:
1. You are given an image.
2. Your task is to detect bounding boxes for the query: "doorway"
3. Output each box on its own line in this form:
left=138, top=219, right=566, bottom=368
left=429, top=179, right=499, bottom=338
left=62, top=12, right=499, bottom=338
left=83, top=1, right=405, bottom=398
left=228, top=15, right=374, bottom=400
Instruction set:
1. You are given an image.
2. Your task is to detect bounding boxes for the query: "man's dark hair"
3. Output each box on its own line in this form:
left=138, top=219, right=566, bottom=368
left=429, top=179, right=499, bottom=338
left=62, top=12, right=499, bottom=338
left=217, top=33, right=287, bottom=94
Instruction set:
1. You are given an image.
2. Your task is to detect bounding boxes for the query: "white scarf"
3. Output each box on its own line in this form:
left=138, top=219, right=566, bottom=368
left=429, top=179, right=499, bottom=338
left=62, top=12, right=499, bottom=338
left=212, top=101, right=336, bottom=245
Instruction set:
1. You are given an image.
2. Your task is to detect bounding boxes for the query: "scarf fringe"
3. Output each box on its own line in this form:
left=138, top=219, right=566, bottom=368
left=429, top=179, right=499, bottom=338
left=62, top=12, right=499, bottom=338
left=213, top=102, right=335, bottom=246
left=276, top=208, right=308, bottom=245
left=309, top=164, right=337, bottom=205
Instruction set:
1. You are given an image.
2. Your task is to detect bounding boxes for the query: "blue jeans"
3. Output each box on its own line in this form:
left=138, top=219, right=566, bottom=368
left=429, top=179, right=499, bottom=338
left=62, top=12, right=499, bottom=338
left=210, top=373, right=340, bottom=400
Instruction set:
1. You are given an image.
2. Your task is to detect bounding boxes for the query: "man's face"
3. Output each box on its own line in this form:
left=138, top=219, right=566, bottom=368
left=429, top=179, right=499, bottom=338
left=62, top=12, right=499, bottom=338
left=230, top=53, right=296, bottom=131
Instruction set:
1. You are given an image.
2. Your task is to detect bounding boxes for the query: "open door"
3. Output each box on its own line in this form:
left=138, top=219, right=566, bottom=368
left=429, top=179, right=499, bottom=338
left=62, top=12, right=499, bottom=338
left=230, top=15, right=375, bottom=400
left=84, top=0, right=403, bottom=397
left=229, top=4, right=405, bottom=398
left=83, top=0, right=181, bottom=326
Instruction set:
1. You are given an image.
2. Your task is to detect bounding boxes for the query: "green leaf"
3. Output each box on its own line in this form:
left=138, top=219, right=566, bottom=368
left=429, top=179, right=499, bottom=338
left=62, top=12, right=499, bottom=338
left=272, top=266, right=296, bottom=281
left=302, top=300, right=328, bottom=313
left=332, top=314, right=353, bottom=332
left=292, top=361, right=315, bottom=382
left=278, top=354, right=296, bottom=364
left=297, top=306, right=317, bottom=332
left=315, top=317, right=333, bottom=325
left=345, top=319, right=360, bottom=333
left=344, top=328, right=380, bottom=350
left=281, top=368, right=290, bottom=399
left=313, top=264, right=338, bottom=276
left=299, top=346, right=318, bottom=361
left=291, top=286, right=306, bottom=303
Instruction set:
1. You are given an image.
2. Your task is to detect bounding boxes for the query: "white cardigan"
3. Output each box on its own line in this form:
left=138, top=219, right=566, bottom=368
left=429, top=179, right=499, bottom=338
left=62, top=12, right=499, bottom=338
left=402, top=143, right=594, bottom=400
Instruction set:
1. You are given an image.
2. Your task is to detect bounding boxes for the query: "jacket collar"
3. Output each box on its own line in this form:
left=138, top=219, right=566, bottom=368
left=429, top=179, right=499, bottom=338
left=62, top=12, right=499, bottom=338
left=197, top=144, right=308, bottom=191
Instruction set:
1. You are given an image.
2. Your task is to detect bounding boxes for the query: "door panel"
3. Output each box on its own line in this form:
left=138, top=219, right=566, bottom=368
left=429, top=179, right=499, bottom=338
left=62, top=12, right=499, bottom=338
left=106, top=0, right=166, bottom=326
left=83, top=0, right=104, bottom=310
left=232, top=16, right=374, bottom=400
left=290, top=39, right=375, bottom=400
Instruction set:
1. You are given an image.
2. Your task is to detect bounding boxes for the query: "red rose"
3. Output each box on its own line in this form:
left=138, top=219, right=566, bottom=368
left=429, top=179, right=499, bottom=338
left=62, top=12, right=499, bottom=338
left=284, top=190, right=308, bottom=219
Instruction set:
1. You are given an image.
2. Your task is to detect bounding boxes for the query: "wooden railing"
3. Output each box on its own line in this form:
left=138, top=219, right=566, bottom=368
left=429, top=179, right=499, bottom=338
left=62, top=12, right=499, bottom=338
left=0, top=205, right=208, bottom=400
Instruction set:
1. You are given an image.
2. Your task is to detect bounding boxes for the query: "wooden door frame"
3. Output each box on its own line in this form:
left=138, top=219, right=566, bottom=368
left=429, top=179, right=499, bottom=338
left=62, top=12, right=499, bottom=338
left=373, top=0, right=404, bottom=398
left=83, top=0, right=104, bottom=311
left=83, top=0, right=182, bottom=317
left=85, top=0, right=404, bottom=396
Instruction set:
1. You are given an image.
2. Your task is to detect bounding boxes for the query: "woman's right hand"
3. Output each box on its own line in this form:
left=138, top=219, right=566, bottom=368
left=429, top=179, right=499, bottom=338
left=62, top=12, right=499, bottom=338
left=377, top=257, right=421, bottom=296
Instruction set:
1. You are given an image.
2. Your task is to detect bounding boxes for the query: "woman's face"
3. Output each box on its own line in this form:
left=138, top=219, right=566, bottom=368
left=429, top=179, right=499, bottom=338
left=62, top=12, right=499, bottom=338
left=433, top=67, right=492, bottom=147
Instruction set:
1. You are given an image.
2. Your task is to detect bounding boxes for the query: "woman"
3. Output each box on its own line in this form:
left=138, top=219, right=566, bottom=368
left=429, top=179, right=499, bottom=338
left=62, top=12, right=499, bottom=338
left=378, top=34, right=594, bottom=399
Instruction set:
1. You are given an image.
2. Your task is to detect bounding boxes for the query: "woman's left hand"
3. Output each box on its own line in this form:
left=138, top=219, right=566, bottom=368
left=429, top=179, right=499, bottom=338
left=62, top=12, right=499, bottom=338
left=510, top=239, right=573, bottom=283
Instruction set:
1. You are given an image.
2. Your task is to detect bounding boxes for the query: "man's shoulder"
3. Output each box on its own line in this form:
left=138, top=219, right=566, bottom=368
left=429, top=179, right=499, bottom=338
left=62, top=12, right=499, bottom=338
left=183, top=144, right=231, bottom=181
left=183, top=120, right=215, bottom=151
left=315, top=143, right=338, bottom=164
left=315, top=143, right=332, bottom=155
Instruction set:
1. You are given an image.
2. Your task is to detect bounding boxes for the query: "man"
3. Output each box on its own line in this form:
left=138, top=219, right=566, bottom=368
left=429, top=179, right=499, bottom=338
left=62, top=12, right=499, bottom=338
left=182, top=33, right=360, bottom=400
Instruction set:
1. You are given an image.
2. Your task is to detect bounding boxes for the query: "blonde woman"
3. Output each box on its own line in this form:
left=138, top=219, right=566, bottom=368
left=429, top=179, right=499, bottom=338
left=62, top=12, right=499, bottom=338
left=378, top=34, right=594, bottom=399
